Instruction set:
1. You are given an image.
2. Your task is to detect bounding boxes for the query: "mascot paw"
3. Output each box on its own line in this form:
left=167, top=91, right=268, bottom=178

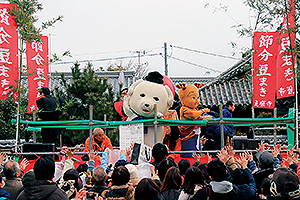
left=157, top=112, right=164, bottom=118
left=203, top=108, right=210, bottom=113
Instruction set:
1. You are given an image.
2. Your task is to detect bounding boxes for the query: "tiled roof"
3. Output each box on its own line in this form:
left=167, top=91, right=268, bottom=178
left=199, top=55, right=252, bottom=106
left=199, top=78, right=252, bottom=106
left=170, top=77, right=216, bottom=85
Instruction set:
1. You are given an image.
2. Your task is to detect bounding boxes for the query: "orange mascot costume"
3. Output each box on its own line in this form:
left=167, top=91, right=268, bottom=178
left=175, top=82, right=209, bottom=157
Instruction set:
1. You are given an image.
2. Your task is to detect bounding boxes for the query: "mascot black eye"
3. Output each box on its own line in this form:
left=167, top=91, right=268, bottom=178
left=192, top=97, right=195, bottom=99
left=140, top=93, right=146, bottom=97
left=153, top=97, right=159, bottom=101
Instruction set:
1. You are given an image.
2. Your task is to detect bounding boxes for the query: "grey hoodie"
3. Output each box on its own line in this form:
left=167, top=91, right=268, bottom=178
left=210, top=181, right=233, bottom=194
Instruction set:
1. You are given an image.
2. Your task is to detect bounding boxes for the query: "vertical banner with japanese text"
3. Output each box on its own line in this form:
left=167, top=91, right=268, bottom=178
left=0, top=3, right=18, bottom=100
left=253, top=32, right=279, bottom=109
left=276, top=0, right=295, bottom=99
left=26, top=36, right=49, bottom=113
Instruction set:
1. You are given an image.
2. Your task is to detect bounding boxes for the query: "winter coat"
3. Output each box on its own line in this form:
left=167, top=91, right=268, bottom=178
left=248, top=158, right=280, bottom=195
left=223, top=106, right=234, bottom=137
left=0, top=189, right=10, bottom=200
left=101, top=185, right=135, bottom=200
left=160, top=189, right=181, bottom=200
left=190, top=180, right=240, bottom=200
left=201, top=114, right=227, bottom=150
left=84, top=135, right=113, bottom=152
left=236, top=168, right=256, bottom=200
left=88, top=184, right=109, bottom=196
left=201, top=124, right=222, bottom=150
left=3, top=177, right=23, bottom=200
left=16, top=180, right=68, bottom=200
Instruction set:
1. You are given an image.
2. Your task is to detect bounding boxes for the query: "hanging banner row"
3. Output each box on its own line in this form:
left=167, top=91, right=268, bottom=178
left=0, top=3, right=49, bottom=113
left=252, top=0, right=295, bottom=109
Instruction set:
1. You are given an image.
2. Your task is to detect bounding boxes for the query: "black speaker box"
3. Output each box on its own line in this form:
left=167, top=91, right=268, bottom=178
left=247, top=139, right=260, bottom=150
left=22, top=143, right=55, bottom=160
left=233, top=138, right=248, bottom=150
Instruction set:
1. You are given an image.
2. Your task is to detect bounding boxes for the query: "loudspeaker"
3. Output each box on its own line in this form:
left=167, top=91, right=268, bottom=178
left=233, top=138, right=248, bottom=150
left=247, top=139, right=260, bottom=150
left=22, top=143, right=55, bottom=160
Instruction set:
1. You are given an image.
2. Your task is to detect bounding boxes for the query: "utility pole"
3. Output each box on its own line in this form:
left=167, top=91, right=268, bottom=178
left=133, top=50, right=147, bottom=79
left=138, top=51, right=141, bottom=79
left=164, top=42, right=168, bottom=76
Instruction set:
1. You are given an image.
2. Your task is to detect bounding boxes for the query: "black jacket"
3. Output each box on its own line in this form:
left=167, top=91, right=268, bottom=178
left=88, top=184, right=109, bottom=196
left=253, top=168, right=274, bottom=194
left=160, top=189, right=180, bottom=200
left=16, top=180, right=68, bottom=200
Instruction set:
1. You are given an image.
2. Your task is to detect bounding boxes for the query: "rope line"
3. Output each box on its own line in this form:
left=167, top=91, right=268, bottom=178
left=171, top=45, right=240, bottom=60
left=170, top=56, right=222, bottom=73
left=52, top=53, right=162, bottom=65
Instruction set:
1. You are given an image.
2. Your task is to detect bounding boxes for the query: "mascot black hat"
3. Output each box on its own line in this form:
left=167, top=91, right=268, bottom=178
left=144, top=71, right=164, bottom=84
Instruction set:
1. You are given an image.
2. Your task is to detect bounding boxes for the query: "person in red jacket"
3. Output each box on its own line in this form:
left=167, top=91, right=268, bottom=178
left=84, top=128, right=113, bottom=152
left=114, top=88, right=128, bottom=121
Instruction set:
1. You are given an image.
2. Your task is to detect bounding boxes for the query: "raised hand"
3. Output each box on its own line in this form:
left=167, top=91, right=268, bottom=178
left=272, top=144, right=281, bottom=158
left=66, top=148, right=76, bottom=160
left=192, top=152, right=201, bottom=162
left=0, top=152, right=7, bottom=165
left=225, top=146, right=235, bottom=157
left=244, top=151, right=253, bottom=162
left=207, top=152, right=212, bottom=163
left=20, top=158, right=29, bottom=171
left=256, top=141, right=266, bottom=152
left=89, top=150, right=96, bottom=161
left=217, top=148, right=230, bottom=164
left=74, top=188, right=87, bottom=200
left=235, top=153, right=248, bottom=169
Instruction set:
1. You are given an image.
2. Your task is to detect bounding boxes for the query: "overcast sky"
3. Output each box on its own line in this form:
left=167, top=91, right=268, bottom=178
left=37, top=0, right=254, bottom=77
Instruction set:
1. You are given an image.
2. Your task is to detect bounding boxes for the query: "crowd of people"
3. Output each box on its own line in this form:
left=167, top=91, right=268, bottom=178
left=0, top=140, right=298, bottom=200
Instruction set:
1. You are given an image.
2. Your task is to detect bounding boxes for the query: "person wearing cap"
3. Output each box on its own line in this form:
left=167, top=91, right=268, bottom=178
left=36, top=87, right=63, bottom=144
left=270, top=167, right=300, bottom=199
left=191, top=159, right=240, bottom=200
left=125, top=164, right=140, bottom=187
left=248, top=142, right=281, bottom=196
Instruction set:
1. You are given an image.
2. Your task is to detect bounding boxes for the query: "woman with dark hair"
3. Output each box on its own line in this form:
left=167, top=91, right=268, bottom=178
left=157, top=157, right=178, bottom=182
left=59, top=169, right=81, bottom=199
left=101, top=166, right=135, bottom=200
left=178, top=166, right=206, bottom=200
left=163, top=126, right=182, bottom=153
left=135, top=178, right=161, bottom=200
left=160, top=166, right=182, bottom=200
left=196, top=163, right=210, bottom=183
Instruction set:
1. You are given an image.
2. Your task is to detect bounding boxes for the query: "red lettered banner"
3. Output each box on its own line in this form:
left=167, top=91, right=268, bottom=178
left=0, top=3, right=18, bottom=100
left=276, top=0, right=295, bottom=99
left=27, top=36, right=49, bottom=113
left=253, top=32, right=279, bottom=109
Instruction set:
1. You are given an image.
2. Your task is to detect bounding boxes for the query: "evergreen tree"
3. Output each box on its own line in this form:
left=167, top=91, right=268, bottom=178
left=53, top=62, right=118, bottom=146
